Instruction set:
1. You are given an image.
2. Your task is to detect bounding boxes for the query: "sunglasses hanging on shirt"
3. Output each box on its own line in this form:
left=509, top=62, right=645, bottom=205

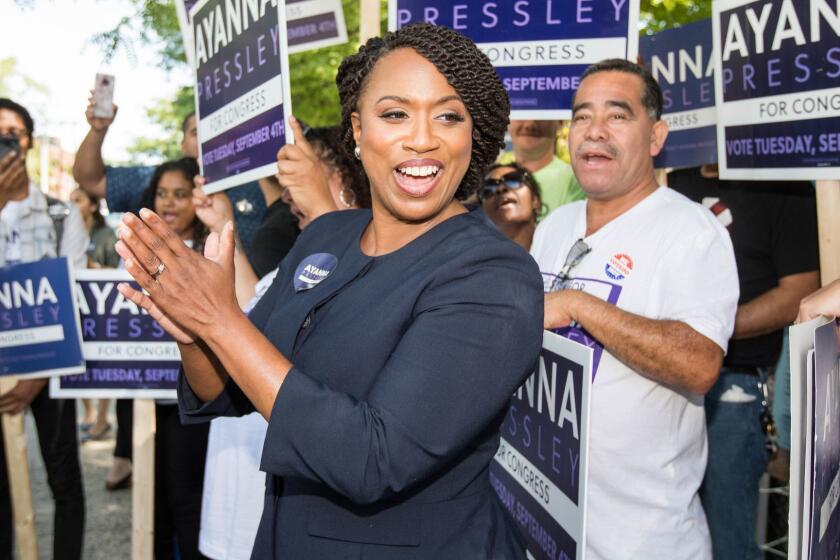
left=549, top=238, right=591, bottom=292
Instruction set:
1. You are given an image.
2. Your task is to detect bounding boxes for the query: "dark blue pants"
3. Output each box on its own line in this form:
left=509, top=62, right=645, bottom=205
left=700, top=370, right=769, bottom=560
left=0, top=387, right=85, bottom=560
left=154, top=403, right=209, bottom=560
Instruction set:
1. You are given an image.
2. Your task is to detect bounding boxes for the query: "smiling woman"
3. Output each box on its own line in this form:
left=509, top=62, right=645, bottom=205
left=138, top=158, right=207, bottom=252
left=114, top=23, right=543, bottom=559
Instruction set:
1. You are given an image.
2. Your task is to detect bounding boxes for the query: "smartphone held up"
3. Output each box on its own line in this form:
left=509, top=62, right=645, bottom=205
left=92, top=73, right=115, bottom=119
left=0, top=135, right=20, bottom=160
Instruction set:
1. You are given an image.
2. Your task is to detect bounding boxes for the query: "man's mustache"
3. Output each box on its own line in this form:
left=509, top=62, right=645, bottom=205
left=575, top=143, right=618, bottom=158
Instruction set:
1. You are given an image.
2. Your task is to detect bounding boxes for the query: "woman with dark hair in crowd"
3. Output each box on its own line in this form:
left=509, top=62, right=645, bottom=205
left=115, top=157, right=209, bottom=559
left=274, top=122, right=369, bottom=229
left=115, top=23, right=542, bottom=558
left=70, top=188, right=120, bottom=443
left=480, top=162, right=543, bottom=251
left=138, top=158, right=207, bottom=252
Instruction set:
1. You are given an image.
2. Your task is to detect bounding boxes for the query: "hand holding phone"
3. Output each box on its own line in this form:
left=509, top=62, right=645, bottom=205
left=92, top=73, right=115, bottom=119
left=0, top=135, right=20, bottom=160
left=0, top=148, right=28, bottom=206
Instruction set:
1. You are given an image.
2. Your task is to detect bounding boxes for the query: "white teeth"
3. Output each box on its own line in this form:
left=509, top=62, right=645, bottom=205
left=398, top=165, right=440, bottom=177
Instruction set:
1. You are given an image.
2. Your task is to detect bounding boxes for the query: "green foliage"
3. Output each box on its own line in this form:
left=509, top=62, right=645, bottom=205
left=640, top=0, right=712, bottom=34
left=288, top=0, right=364, bottom=126
left=12, top=0, right=710, bottom=162
left=125, top=85, right=196, bottom=161
left=92, top=0, right=187, bottom=70
left=87, top=0, right=387, bottom=160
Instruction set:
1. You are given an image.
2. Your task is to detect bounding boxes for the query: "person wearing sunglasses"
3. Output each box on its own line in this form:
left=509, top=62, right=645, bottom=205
left=480, top=162, right=542, bottom=250
left=531, top=60, right=740, bottom=560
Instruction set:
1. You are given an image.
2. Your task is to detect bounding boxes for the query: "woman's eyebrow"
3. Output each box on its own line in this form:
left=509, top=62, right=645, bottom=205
left=375, top=95, right=463, bottom=105
left=376, top=95, right=410, bottom=104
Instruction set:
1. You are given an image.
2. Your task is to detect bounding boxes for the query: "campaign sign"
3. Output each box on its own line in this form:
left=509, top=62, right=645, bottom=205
left=806, top=320, right=840, bottom=560
left=178, top=0, right=347, bottom=65
left=49, top=270, right=179, bottom=399
left=388, top=0, right=640, bottom=120
left=285, top=0, right=348, bottom=54
left=541, top=272, right=622, bottom=378
left=190, top=0, right=294, bottom=193
left=713, top=0, right=840, bottom=180
left=491, top=331, right=593, bottom=560
left=0, top=258, right=84, bottom=379
left=789, top=317, right=829, bottom=558
left=641, top=18, right=717, bottom=169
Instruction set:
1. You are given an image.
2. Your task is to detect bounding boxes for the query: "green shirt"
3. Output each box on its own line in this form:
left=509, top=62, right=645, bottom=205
left=533, top=156, right=585, bottom=218
left=89, top=223, right=120, bottom=268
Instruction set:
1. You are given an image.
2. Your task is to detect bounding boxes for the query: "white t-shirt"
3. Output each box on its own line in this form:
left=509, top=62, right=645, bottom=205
left=199, top=412, right=268, bottom=560
left=199, top=268, right=278, bottom=560
left=531, top=187, right=739, bottom=560
left=0, top=197, right=27, bottom=265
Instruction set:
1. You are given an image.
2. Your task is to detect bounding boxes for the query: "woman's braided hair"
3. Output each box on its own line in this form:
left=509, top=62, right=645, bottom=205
left=335, top=23, right=510, bottom=200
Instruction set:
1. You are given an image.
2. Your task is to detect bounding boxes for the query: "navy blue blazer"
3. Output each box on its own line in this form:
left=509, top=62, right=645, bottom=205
left=179, top=207, right=544, bottom=559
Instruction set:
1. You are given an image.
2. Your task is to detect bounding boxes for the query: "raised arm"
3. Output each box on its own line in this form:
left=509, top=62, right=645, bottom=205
left=73, top=96, right=117, bottom=198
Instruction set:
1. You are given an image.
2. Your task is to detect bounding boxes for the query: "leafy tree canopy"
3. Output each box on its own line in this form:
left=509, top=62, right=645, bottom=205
left=11, top=0, right=710, bottom=162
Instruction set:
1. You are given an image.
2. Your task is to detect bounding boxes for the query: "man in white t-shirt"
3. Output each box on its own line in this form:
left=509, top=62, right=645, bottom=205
left=531, top=60, right=739, bottom=559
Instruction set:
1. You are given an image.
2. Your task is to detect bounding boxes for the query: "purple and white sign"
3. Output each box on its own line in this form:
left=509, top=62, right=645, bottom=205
left=806, top=320, right=840, bottom=560
left=541, top=272, right=622, bottom=377
left=190, top=0, right=293, bottom=193
left=491, top=331, right=592, bottom=560
left=388, top=0, right=640, bottom=120
left=0, top=258, right=84, bottom=379
left=713, top=0, right=840, bottom=180
left=177, top=0, right=347, bottom=67
left=49, top=270, right=180, bottom=399
left=285, top=0, right=348, bottom=54
left=642, top=19, right=717, bottom=169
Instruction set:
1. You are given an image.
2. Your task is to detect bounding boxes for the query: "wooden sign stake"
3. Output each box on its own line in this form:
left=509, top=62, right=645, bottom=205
left=0, top=377, right=38, bottom=560
left=131, top=399, right=156, bottom=560
left=359, top=0, right=381, bottom=44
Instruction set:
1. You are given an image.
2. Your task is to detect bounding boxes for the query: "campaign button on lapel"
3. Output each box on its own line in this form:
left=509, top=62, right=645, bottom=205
left=293, top=253, right=338, bottom=292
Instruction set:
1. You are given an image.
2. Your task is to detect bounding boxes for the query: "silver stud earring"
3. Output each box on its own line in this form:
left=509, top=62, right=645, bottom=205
left=354, top=146, right=361, bottom=160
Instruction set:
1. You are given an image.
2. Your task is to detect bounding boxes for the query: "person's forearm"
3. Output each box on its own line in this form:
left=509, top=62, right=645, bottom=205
left=202, top=311, right=293, bottom=419
left=73, top=128, right=107, bottom=196
left=233, top=232, right=259, bottom=306
left=234, top=250, right=259, bottom=306
left=566, top=291, right=723, bottom=394
left=734, top=271, right=820, bottom=339
left=179, top=340, right=230, bottom=403
left=733, top=288, right=800, bottom=339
